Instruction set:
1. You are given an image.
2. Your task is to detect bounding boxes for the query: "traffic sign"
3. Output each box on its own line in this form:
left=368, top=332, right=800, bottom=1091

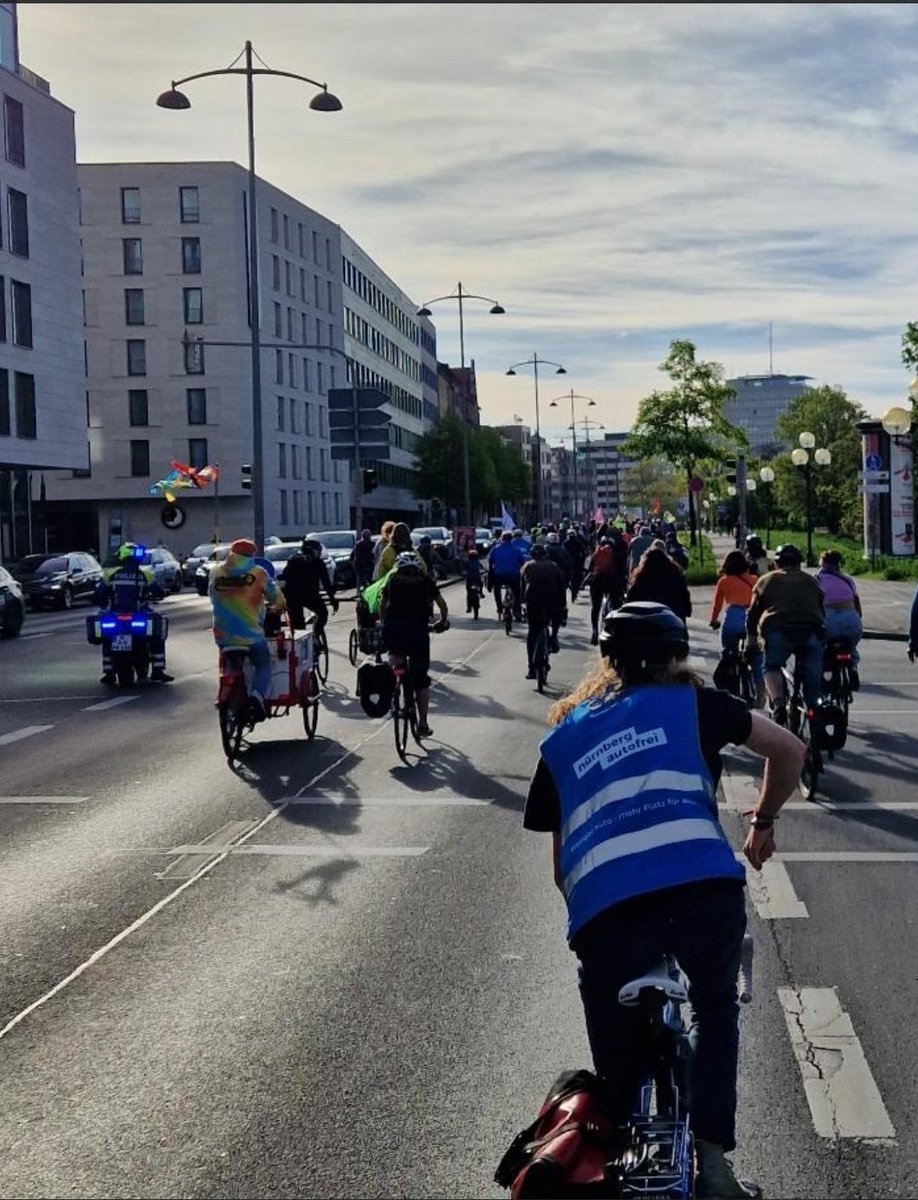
left=327, top=386, right=390, bottom=410
left=865, top=453, right=883, bottom=471
left=857, top=470, right=889, bottom=481
left=857, top=483, right=890, bottom=494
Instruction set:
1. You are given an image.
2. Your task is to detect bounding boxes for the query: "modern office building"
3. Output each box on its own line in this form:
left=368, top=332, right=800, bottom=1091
left=43, top=161, right=439, bottom=556
left=0, top=3, right=86, bottom=562
left=583, top=431, right=636, bottom=516
left=724, top=373, right=811, bottom=457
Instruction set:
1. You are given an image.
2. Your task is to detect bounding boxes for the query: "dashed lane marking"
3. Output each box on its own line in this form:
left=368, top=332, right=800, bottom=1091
left=745, top=861, right=809, bottom=919
left=778, top=987, right=896, bottom=1142
left=167, top=843, right=429, bottom=857
left=279, top=794, right=491, bottom=807
left=82, top=695, right=141, bottom=712
left=0, top=796, right=89, bottom=804
left=0, top=725, right=53, bottom=746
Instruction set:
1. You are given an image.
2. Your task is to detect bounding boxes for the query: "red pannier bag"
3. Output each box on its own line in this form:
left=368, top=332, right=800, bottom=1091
left=494, top=1069, right=619, bottom=1198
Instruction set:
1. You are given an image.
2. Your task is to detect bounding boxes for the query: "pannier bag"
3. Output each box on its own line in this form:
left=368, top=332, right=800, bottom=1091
left=356, top=660, right=394, bottom=718
left=814, top=699, right=847, bottom=752
left=495, top=1070, right=619, bottom=1198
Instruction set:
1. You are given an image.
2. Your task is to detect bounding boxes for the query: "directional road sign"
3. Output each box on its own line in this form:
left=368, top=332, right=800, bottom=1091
left=857, top=483, right=890, bottom=494
left=327, top=386, right=390, bottom=411
left=857, top=470, right=889, bottom=481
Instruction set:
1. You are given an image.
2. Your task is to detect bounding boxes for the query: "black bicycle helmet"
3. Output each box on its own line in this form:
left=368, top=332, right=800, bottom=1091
left=530, top=543, right=547, bottom=559
left=774, top=543, right=803, bottom=565
left=600, top=601, right=689, bottom=666
left=301, top=538, right=322, bottom=557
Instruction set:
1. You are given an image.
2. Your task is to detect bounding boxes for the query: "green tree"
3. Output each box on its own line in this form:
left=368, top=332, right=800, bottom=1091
left=412, top=412, right=465, bottom=515
left=620, top=457, right=684, bottom=518
left=771, top=385, right=867, bottom=538
left=412, top=416, right=532, bottom=522
left=622, top=340, right=746, bottom=543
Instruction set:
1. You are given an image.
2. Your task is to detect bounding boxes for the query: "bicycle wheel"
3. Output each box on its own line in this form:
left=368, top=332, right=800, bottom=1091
left=408, top=681, right=422, bottom=745
left=301, top=668, right=320, bottom=740
left=348, top=627, right=358, bottom=667
left=799, top=710, right=822, bottom=800
left=315, top=629, right=329, bottom=683
left=470, top=590, right=480, bottom=620
left=393, top=680, right=410, bottom=759
left=218, top=679, right=247, bottom=762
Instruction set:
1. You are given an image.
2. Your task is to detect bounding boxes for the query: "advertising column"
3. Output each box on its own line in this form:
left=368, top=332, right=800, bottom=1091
left=889, top=438, right=914, bottom=555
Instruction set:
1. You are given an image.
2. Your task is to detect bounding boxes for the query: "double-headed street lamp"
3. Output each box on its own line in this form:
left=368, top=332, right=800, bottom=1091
left=758, top=465, right=775, bottom=548
left=790, top=432, right=831, bottom=566
left=506, top=354, right=567, bottom=522
left=157, top=41, right=342, bottom=551
left=416, top=283, right=505, bottom=528
left=548, top=390, right=596, bottom=521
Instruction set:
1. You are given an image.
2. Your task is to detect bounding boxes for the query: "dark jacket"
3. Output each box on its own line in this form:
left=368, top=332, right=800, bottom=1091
left=280, top=552, right=334, bottom=608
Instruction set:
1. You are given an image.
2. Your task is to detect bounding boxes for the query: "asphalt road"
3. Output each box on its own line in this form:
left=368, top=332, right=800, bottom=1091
left=0, top=578, right=915, bottom=1199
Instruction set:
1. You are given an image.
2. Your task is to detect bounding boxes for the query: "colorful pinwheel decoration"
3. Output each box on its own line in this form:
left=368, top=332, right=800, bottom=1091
left=149, top=460, right=220, bottom=503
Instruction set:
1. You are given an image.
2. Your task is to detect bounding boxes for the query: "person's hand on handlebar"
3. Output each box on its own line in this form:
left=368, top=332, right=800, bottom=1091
left=709, top=619, right=721, bottom=630
left=332, top=596, right=340, bottom=614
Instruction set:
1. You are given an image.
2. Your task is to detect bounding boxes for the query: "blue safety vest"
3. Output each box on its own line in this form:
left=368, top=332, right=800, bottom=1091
left=540, top=685, right=745, bottom=942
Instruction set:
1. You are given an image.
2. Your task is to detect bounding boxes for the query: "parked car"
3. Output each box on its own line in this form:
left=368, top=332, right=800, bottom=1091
left=193, top=544, right=233, bottom=595
left=0, top=565, right=25, bottom=637
left=182, top=542, right=224, bottom=585
left=410, top=526, right=455, bottom=561
left=475, top=527, right=494, bottom=556
left=12, top=551, right=103, bottom=610
left=103, top=545, right=183, bottom=594
left=307, top=529, right=356, bottom=589
left=266, top=541, right=337, bottom=591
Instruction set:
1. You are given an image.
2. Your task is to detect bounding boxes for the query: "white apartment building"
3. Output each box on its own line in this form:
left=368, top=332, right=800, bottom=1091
left=0, top=3, right=85, bottom=561
left=45, top=161, right=437, bottom=557
left=584, top=431, right=635, bottom=516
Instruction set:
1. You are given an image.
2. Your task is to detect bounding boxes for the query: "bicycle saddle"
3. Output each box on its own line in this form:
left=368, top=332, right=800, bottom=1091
left=618, top=960, right=688, bottom=1007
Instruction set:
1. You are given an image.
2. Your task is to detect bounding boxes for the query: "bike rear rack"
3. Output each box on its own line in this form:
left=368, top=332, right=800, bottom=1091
left=614, top=1102, right=693, bottom=1197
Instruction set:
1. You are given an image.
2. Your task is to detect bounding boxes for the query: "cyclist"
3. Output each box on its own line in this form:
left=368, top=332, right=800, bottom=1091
left=351, top=528, right=375, bottom=590
left=96, top=542, right=172, bottom=684
left=488, top=530, right=528, bottom=621
left=545, top=531, right=573, bottom=596
left=378, top=551, right=448, bottom=739
left=563, top=527, right=587, bottom=602
left=746, top=543, right=825, bottom=724
left=584, top=536, right=626, bottom=645
left=815, top=549, right=862, bottom=690
left=521, top=543, right=566, bottom=678
left=376, top=522, right=425, bottom=579
left=744, top=535, right=770, bottom=578
left=279, top=538, right=338, bottom=636
left=523, top=601, right=805, bottom=1199
left=464, top=548, right=484, bottom=613
left=209, top=538, right=285, bottom=722
left=709, top=549, right=765, bottom=705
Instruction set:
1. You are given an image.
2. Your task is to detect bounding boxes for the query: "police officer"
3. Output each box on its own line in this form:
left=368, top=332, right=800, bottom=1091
left=96, top=542, right=172, bottom=684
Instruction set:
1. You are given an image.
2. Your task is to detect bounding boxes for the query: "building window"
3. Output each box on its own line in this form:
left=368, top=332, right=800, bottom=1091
left=280, top=488, right=288, bottom=524
left=303, top=358, right=311, bottom=393
left=291, top=444, right=301, bottom=479
left=9, top=280, right=31, bottom=347
left=272, top=255, right=280, bottom=291
left=305, top=400, right=313, bottom=436
left=293, top=490, right=302, bottom=524
left=283, top=213, right=290, bottom=249
left=188, top=437, right=208, bottom=469
left=124, top=288, right=145, bottom=325
left=285, top=260, right=293, bottom=297
left=273, top=301, right=282, bottom=337
left=14, top=371, right=35, bottom=438
left=317, top=361, right=325, bottom=394
left=275, top=349, right=283, bottom=385
left=122, top=238, right=143, bottom=274
left=184, top=339, right=204, bottom=374
left=300, top=267, right=307, bottom=302
left=307, top=491, right=316, bottom=523
left=127, top=339, right=146, bottom=376
left=129, top=389, right=148, bottom=426
left=0, top=369, right=8, bottom=435
left=327, top=280, right=334, bottom=314
left=4, top=95, right=24, bottom=166
left=179, top=186, right=200, bottom=223
left=320, top=448, right=328, bottom=481
left=270, top=207, right=279, bottom=243
left=276, top=394, right=285, bottom=431
left=312, top=230, right=319, bottom=262
left=288, top=352, right=295, bottom=389
left=120, top=186, right=141, bottom=224
left=298, top=223, right=306, bottom=258
left=183, top=287, right=203, bottom=324
left=130, top=439, right=150, bottom=476
left=289, top=397, right=297, bottom=434
left=181, top=237, right=201, bottom=274
left=334, top=494, right=342, bottom=524
left=321, top=492, right=328, bottom=523
left=278, top=442, right=287, bottom=478
left=306, top=445, right=314, bottom=480
left=7, top=188, right=28, bottom=256
left=0, top=274, right=5, bottom=342
left=286, top=307, right=294, bottom=344
left=186, top=388, right=207, bottom=425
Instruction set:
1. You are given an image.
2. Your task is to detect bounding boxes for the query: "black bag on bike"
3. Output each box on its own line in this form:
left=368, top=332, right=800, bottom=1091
left=813, top=699, right=847, bottom=752
left=356, top=661, right=393, bottom=718
left=495, top=1069, right=619, bottom=1198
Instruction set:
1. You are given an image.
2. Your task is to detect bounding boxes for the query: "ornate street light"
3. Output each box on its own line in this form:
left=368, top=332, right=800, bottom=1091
left=506, top=354, right=567, bottom=521
left=791, top=432, right=831, bottom=565
left=759, top=465, right=775, bottom=548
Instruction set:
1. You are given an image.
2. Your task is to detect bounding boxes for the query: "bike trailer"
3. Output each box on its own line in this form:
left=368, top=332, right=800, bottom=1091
left=265, top=630, right=314, bottom=704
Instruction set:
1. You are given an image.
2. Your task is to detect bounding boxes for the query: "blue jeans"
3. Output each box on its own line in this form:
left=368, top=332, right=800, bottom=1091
left=575, top=880, right=746, bottom=1151
left=224, top=640, right=271, bottom=701
left=722, top=605, right=764, bottom=685
left=824, top=608, right=862, bottom=666
left=762, top=626, right=823, bottom=709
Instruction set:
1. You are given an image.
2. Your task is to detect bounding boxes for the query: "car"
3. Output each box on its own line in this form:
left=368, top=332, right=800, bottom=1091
left=306, top=529, right=356, bottom=589
left=475, top=527, right=494, bottom=556
left=182, top=541, right=224, bottom=585
left=194, top=543, right=233, bottom=595
left=266, top=541, right=337, bottom=590
left=145, top=547, right=183, bottom=593
left=410, top=526, right=455, bottom=560
left=0, top=565, right=25, bottom=637
left=12, top=551, right=103, bottom=610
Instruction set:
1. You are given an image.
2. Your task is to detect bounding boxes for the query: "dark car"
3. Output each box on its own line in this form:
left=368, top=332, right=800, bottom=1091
left=182, top=541, right=220, bottom=585
left=0, top=565, right=25, bottom=637
left=14, top=551, right=103, bottom=610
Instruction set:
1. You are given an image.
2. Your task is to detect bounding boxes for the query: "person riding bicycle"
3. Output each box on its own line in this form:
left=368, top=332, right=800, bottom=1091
left=521, top=543, right=566, bottom=678
left=378, top=551, right=448, bottom=739
left=464, top=548, right=484, bottom=613
left=710, top=549, right=765, bottom=706
left=96, top=542, right=172, bottom=684
left=584, top=535, right=626, bottom=645
left=745, top=542, right=825, bottom=724
left=488, top=530, right=528, bottom=621
left=351, top=528, right=375, bottom=590
left=523, top=601, right=805, bottom=1199
left=815, top=549, right=862, bottom=691
left=744, top=535, right=770, bottom=578
left=209, top=538, right=285, bottom=722
left=279, top=538, right=338, bottom=636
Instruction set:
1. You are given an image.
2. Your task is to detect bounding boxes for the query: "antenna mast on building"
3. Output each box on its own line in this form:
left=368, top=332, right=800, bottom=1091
left=768, top=322, right=774, bottom=376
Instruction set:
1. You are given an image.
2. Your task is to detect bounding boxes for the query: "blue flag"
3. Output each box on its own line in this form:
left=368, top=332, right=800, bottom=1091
left=500, top=500, right=516, bottom=531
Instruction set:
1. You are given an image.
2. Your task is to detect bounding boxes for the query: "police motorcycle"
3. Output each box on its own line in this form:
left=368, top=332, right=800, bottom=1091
left=86, top=543, right=169, bottom=687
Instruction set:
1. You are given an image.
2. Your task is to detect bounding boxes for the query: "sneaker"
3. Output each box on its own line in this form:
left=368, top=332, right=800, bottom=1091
left=695, top=1144, right=761, bottom=1199
left=850, top=667, right=860, bottom=692
left=417, top=722, right=434, bottom=738
left=590, top=631, right=598, bottom=646
left=247, top=695, right=267, bottom=724
left=100, top=671, right=116, bottom=686
left=550, top=637, right=560, bottom=654
left=526, top=668, right=536, bottom=679
left=150, top=669, right=174, bottom=683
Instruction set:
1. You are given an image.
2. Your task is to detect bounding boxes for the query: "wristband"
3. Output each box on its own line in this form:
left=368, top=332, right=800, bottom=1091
left=749, top=814, right=776, bottom=829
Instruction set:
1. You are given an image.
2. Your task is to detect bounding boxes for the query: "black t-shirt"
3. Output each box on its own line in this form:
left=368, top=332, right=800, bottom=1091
left=523, top=685, right=752, bottom=833
left=383, top=571, right=441, bottom=625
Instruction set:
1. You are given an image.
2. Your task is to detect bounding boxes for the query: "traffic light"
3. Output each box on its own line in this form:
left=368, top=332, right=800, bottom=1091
left=241, top=463, right=252, bottom=490
left=362, top=467, right=378, bottom=493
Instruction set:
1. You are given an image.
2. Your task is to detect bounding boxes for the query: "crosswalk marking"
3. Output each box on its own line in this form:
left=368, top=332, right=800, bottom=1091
left=778, top=987, right=896, bottom=1142
left=0, top=795, right=88, bottom=804
left=0, top=725, right=53, bottom=745
left=166, top=843, right=429, bottom=857
left=280, top=794, right=491, bottom=807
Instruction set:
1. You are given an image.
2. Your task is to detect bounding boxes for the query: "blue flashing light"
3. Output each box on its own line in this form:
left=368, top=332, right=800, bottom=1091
left=100, top=620, right=119, bottom=633
left=130, top=618, right=148, bottom=631
left=133, top=545, right=146, bottom=560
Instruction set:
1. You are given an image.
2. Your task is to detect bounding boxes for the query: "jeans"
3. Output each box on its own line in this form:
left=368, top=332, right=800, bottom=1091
left=824, top=608, right=862, bottom=666
left=762, top=626, right=823, bottom=709
left=494, top=576, right=521, bottom=618
left=575, top=880, right=746, bottom=1151
left=225, top=640, right=271, bottom=701
left=721, top=604, right=764, bottom=685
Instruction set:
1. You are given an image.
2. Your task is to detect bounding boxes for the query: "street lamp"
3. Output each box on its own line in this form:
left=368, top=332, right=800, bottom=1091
left=548, top=391, right=596, bottom=521
left=157, top=41, right=342, bottom=551
left=506, top=353, right=567, bottom=522
left=416, top=283, right=505, bottom=527
left=790, top=431, right=831, bottom=566
left=759, top=465, right=775, bottom=548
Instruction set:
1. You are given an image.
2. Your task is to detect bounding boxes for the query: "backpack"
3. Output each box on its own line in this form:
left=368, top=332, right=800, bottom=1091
left=494, top=1070, right=619, bottom=1198
left=356, top=661, right=393, bottom=718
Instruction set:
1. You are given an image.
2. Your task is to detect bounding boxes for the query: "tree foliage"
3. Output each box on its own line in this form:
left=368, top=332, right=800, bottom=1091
left=622, top=340, right=746, bottom=540
left=620, top=457, right=684, bottom=517
left=771, top=385, right=867, bottom=537
left=412, top=414, right=531, bottom=520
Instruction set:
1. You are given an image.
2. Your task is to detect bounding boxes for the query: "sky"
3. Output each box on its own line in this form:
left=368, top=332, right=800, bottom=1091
left=18, top=2, right=918, bottom=447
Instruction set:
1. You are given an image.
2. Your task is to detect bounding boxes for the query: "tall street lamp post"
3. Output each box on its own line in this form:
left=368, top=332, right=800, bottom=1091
left=790, top=432, right=831, bottom=566
left=758, top=465, right=775, bottom=549
left=157, top=41, right=342, bottom=551
left=548, top=390, right=596, bottom=521
left=417, top=284, right=505, bottom=527
left=506, top=354, right=567, bottom=522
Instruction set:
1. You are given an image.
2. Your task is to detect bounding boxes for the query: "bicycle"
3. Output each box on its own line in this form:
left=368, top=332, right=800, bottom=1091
left=530, top=614, right=552, bottom=693
left=389, top=619, right=448, bottom=761
left=498, top=582, right=516, bottom=635
left=466, top=578, right=483, bottom=620
left=777, top=651, right=822, bottom=801
left=313, top=623, right=329, bottom=684
left=712, top=630, right=757, bottom=711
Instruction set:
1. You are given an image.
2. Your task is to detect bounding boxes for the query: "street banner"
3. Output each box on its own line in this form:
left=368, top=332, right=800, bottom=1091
left=890, top=438, right=914, bottom=555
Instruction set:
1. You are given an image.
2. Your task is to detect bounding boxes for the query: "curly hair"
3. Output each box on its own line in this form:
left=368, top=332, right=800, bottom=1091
left=547, top=658, right=702, bottom=726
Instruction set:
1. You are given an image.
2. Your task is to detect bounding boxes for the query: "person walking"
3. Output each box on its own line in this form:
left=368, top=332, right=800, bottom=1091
left=352, top=529, right=375, bottom=590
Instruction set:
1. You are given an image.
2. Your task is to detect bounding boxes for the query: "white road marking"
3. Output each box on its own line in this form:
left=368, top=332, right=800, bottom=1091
left=157, top=820, right=260, bottom=880
left=0, top=631, right=500, bottom=1043
left=0, top=725, right=53, bottom=745
left=745, top=861, right=808, bottom=919
left=0, top=696, right=97, bottom=704
left=778, top=987, right=896, bottom=1142
left=774, top=852, right=918, bottom=863
left=280, top=794, right=490, bottom=807
left=0, top=796, right=89, bottom=804
left=19, top=632, right=53, bottom=640
left=82, top=695, right=140, bottom=712
left=167, top=843, right=429, bottom=857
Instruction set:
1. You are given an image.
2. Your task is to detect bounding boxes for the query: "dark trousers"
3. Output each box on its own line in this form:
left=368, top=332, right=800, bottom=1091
left=590, top=577, right=623, bottom=632
left=575, top=880, right=746, bottom=1151
left=494, top=577, right=521, bottom=618
left=289, top=599, right=328, bottom=636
